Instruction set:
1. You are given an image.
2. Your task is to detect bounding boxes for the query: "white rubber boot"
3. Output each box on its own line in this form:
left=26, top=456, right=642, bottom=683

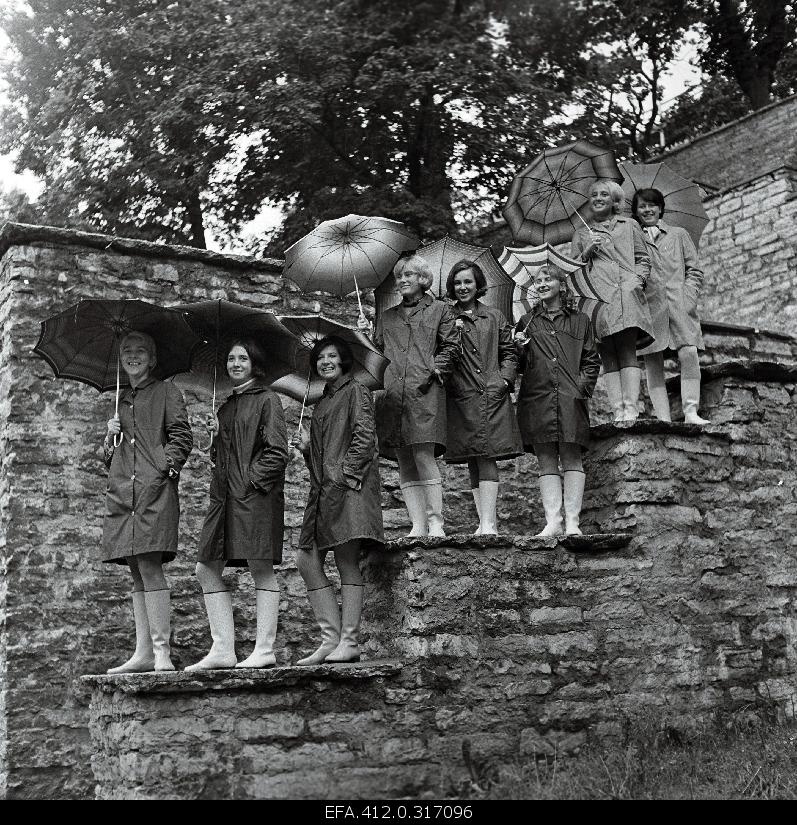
left=185, top=590, right=237, bottom=671
left=297, top=585, right=341, bottom=666
left=107, top=590, right=155, bottom=674
left=535, top=474, right=563, bottom=537
left=423, top=480, right=446, bottom=537
left=236, top=589, right=279, bottom=668
left=400, top=482, right=428, bottom=537
left=602, top=371, right=624, bottom=423
left=325, top=585, right=364, bottom=664
left=619, top=366, right=642, bottom=423
left=478, top=480, right=499, bottom=535
left=682, top=376, right=710, bottom=424
left=143, top=589, right=175, bottom=672
left=644, top=355, right=672, bottom=421
left=471, top=487, right=482, bottom=535
left=563, top=471, right=586, bottom=536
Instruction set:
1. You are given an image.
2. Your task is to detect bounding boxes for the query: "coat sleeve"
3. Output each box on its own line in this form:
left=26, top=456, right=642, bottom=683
left=631, top=222, right=651, bottom=286
left=681, top=230, right=704, bottom=292
left=578, top=317, right=601, bottom=399
left=250, top=393, right=289, bottom=493
left=497, top=312, right=518, bottom=385
left=341, top=383, right=377, bottom=490
left=372, top=315, right=385, bottom=353
left=163, top=384, right=193, bottom=472
left=433, top=303, right=461, bottom=379
left=571, top=230, right=586, bottom=263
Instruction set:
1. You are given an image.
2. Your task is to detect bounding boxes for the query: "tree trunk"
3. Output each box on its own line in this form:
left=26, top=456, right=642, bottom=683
left=185, top=186, right=207, bottom=249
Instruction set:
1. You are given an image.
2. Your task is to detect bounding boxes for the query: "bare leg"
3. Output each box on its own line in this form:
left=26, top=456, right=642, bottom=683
left=237, top=559, right=279, bottom=669
left=615, top=329, right=641, bottom=423
left=644, top=351, right=672, bottom=421
left=185, top=560, right=236, bottom=671
left=296, top=546, right=340, bottom=666
left=534, top=443, right=563, bottom=537
left=326, top=541, right=364, bottom=664
left=107, top=558, right=154, bottom=674
left=413, top=443, right=445, bottom=537
left=136, top=552, right=173, bottom=671
left=334, top=540, right=363, bottom=586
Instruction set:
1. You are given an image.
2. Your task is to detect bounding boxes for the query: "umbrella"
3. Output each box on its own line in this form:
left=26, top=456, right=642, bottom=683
left=502, top=140, right=623, bottom=246
left=618, top=161, right=709, bottom=248
left=283, top=214, right=419, bottom=321
left=497, top=243, right=592, bottom=321
left=34, top=298, right=202, bottom=445
left=374, top=235, right=516, bottom=321
left=273, top=314, right=390, bottom=436
left=172, top=300, right=300, bottom=449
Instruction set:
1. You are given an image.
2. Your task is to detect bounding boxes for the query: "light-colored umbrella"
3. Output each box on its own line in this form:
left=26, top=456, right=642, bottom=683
left=283, top=214, right=418, bottom=321
left=374, top=235, right=516, bottom=321
left=618, top=161, right=709, bottom=248
left=502, top=140, right=623, bottom=246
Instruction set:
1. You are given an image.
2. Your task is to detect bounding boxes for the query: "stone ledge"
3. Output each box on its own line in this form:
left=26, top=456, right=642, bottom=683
left=383, top=533, right=632, bottom=553
left=80, top=659, right=402, bottom=696
left=590, top=419, right=732, bottom=440
left=671, top=359, right=797, bottom=387
left=0, top=221, right=283, bottom=273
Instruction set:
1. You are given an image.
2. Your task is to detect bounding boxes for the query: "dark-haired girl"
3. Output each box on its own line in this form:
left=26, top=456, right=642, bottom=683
left=444, top=260, right=522, bottom=534
left=296, top=335, right=383, bottom=665
left=187, top=339, right=289, bottom=670
left=632, top=187, right=710, bottom=424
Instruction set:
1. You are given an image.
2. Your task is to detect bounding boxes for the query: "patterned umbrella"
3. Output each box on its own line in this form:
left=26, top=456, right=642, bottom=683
left=374, top=236, right=515, bottom=321
left=283, top=215, right=419, bottom=320
left=502, top=140, right=623, bottom=246
left=618, top=161, right=709, bottom=247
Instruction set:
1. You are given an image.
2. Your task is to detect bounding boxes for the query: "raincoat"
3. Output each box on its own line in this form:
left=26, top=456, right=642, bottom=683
left=299, top=375, right=384, bottom=553
left=515, top=305, right=601, bottom=450
left=373, top=293, right=460, bottom=459
left=102, top=377, right=193, bottom=564
left=570, top=216, right=654, bottom=347
left=445, top=301, right=522, bottom=463
left=637, top=221, right=705, bottom=355
left=197, top=383, right=289, bottom=566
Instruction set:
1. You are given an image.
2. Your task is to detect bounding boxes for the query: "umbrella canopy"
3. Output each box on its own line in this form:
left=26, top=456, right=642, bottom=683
left=34, top=298, right=202, bottom=391
left=283, top=215, right=419, bottom=318
left=618, top=161, right=709, bottom=248
left=272, top=314, right=390, bottom=408
left=502, top=140, right=623, bottom=246
left=497, top=243, right=590, bottom=321
left=374, top=236, right=516, bottom=321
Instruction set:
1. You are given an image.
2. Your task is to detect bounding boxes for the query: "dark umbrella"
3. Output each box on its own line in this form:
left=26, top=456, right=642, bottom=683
left=34, top=299, right=202, bottom=444
left=502, top=140, right=623, bottom=246
left=374, top=235, right=516, bottom=321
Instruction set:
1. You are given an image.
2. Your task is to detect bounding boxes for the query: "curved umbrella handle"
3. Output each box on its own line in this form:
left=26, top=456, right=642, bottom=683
left=200, top=361, right=218, bottom=453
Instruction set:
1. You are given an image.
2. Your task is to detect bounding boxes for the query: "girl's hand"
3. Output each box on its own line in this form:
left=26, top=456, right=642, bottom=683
left=514, top=330, right=529, bottom=346
left=357, top=314, right=372, bottom=333
left=582, top=236, right=604, bottom=259
left=205, top=415, right=219, bottom=436
left=106, top=415, right=121, bottom=436
left=297, top=424, right=311, bottom=453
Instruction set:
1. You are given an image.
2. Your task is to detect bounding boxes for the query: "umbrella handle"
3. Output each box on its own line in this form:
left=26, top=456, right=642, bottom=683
left=113, top=356, right=123, bottom=447
left=200, top=364, right=218, bottom=454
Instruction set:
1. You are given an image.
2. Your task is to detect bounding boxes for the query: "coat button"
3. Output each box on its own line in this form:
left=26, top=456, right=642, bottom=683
left=475, top=368, right=481, bottom=373
left=131, top=474, right=136, bottom=481
left=130, top=437, right=136, bottom=444
left=551, top=356, right=557, bottom=361
left=131, top=511, right=135, bottom=516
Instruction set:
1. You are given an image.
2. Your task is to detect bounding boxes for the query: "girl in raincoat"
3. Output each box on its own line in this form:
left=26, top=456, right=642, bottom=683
left=296, top=335, right=384, bottom=665
left=102, top=331, right=193, bottom=673
left=186, top=338, right=289, bottom=670
left=444, top=260, right=522, bottom=535
left=632, top=187, right=710, bottom=425
left=360, top=254, right=460, bottom=537
left=514, top=266, right=601, bottom=536
left=570, top=179, right=653, bottom=423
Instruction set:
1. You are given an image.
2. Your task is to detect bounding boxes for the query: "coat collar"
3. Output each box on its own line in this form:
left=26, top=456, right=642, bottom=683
left=454, top=300, right=489, bottom=321
left=232, top=381, right=270, bottom=398
left=400, top=292, right=435, bottom=317
left=123, top=375, right=157, bottom=397
left=322, top=373, right=353, bottom=398
left=530, top=301, right=572, bottom=319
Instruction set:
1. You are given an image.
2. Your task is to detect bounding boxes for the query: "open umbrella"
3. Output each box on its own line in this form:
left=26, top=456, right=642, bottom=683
left=374, top=235, right=516, bottom=321
left=502, top=140, right=623, bottom=246
left=283, top=215, right=419, bottom=322
left=618, top=161, right=709, bottom=248
left=273, top=313, right=390, bottom=437
left=34, top=299, right=202, bottom=444
left=173, top=300, right=300, bottom=449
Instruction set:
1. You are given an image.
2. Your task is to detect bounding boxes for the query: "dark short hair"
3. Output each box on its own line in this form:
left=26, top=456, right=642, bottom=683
left=309, top=335, right=354, bottom=378
left=446, top=259, right=488, bottom=300
left=631, top=188, right=666, bottom=219
left=227, top=338, right=269, bottom=380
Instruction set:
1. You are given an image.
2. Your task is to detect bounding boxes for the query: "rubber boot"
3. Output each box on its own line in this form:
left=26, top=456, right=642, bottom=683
left=297, top=585, right=341, bottom=666
left=185, top=590, right=237, bottom=671
left=400, top=481, right=428, bottom=537
left=535, top=474, right=563, bottom=537
left=478, top=480, right=499, bottom=535
left=471, top=487, right=482, bottom=535
left=325, top=584, right=364, bottom=664
left=236, top=589, right=279, bottom=668
left=143, top=589, right=175, bottom=672
left=107, top=590, right=155, bottom=674
left=681, top=376, right=710, bottom=425
left=424, top=479, right=446, bottom=537
left=619, top=366, right=641, bottom=423
left=644, top=355, right=672, bottom=421
left=602, top=371, right=624, bottom=423
left=563, top=471, right=586, bottom=536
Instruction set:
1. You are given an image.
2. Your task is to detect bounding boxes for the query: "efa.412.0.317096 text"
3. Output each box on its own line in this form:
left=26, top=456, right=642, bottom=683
left=325, top=805, right=475, bottom=820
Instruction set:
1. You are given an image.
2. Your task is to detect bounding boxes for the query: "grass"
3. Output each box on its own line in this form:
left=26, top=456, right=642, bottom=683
left=465, top=709, right=797, bottom=800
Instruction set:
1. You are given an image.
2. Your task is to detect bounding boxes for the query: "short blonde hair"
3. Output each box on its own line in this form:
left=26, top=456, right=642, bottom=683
left=590, top=179, right=625, bottom=213
left=120, top=330, right=157, bottom=365
left=394, top=254, right=435, bottom=290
